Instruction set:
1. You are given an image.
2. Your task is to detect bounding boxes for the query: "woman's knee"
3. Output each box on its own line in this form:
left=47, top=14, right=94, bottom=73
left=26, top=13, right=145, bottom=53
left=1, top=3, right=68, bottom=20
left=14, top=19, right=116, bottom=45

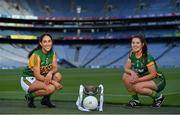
left=122, top=73, right=128, bottom=81
left=53, top=72, right=62, bottom=82
left=51, top=80, right=63, bottom=90
left=122, top=73, right=135, bottom=92
left=56, top=83, right=63, bottom=90
left=122, top=73, right=132, bottom=84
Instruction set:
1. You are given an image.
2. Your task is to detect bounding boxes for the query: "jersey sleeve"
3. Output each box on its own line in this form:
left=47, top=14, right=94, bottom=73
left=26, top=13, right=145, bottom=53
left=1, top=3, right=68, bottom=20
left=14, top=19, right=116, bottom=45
left=28, top=53, right=40, bottom=69
left=146, top=54, right=155, bottom=67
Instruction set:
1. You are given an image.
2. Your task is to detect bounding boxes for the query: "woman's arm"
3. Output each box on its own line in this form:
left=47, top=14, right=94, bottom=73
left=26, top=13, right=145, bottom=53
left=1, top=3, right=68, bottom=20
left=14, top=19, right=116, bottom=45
left=32, top=66, right=45, bottom=81
left=48, top=53, right=59, bottom=74
left=45, top=53, right=59, bottom=84
left=124, top=59, right=133, bottom=75
left=124, top=59, right=139, bottom=83
left=29, top=54, right=45, bottom=82
left=136, top=62, right=157, bottom=83
left=124, top=59, right=131, bottom=74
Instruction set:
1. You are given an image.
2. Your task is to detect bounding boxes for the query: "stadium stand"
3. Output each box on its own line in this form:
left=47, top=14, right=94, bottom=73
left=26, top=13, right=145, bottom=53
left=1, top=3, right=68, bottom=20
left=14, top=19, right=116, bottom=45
left=0, top=0, right=179, bottom=68
left=25, top=0, right=179, bottom=17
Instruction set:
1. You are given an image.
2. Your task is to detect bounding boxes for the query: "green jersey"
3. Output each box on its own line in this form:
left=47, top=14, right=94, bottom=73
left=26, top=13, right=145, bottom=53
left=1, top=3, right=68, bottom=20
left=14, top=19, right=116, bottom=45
left=128, top=51, right=161, bottom=77
left=22, top=49, right=56, bottom=77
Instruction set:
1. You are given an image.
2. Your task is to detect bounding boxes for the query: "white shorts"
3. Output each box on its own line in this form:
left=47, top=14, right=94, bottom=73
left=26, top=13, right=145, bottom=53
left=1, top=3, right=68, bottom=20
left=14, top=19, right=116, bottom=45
left=20, top=77, right=36, bottom=93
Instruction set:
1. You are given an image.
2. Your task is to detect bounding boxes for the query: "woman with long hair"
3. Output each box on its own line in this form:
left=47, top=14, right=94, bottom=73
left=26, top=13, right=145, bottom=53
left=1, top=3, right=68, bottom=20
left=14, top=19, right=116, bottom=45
left=20, top=33, right=63, bottom=108
left=122, top=34, right=166, bottom=107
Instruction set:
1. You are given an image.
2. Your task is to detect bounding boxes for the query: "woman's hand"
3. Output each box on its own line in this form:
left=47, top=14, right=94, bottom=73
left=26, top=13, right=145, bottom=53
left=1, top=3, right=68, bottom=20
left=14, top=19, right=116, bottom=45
left=130, top=71, right=139, bottom=84
left=45, top=71, right=53, bottom=85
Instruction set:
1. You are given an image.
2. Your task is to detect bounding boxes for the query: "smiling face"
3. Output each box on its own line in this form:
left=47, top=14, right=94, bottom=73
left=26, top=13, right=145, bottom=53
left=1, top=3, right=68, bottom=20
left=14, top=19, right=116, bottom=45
left=40, top=35, right=53, bottom=54
left=131, top=37, right=143, bottom=53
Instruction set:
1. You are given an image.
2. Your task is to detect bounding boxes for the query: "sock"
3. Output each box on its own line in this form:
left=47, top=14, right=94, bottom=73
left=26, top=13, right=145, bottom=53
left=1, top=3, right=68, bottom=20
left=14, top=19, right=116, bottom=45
left=31, top=92, right=36, bottom=97
left=44, top=95, right=50, bottom=99
left=130, top=92, right=139, bottom=101
left=28, top=91, right=36, bottom=98
left=151, top=91, right=161, bottom=100
left=43, top=95, right=52, bottom=102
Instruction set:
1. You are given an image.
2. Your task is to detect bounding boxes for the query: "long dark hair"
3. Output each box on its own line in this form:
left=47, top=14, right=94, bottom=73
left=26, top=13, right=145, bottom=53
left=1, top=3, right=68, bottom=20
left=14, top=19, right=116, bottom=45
left=131, top=34, right=148, bottom=59
left=28, top=33, right=53, bottom=58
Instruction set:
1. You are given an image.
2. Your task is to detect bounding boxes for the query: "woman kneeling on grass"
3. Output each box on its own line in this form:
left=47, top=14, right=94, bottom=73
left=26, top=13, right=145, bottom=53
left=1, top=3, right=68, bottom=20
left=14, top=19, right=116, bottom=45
left=122, top=34, right=166, bottom=107
left=20, top=33, right=63, bottom=108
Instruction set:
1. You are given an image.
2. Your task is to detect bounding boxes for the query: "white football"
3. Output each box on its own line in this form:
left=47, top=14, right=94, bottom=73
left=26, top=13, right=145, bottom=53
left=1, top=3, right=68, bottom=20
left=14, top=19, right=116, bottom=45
left=83, top=96, right=98, bottom=110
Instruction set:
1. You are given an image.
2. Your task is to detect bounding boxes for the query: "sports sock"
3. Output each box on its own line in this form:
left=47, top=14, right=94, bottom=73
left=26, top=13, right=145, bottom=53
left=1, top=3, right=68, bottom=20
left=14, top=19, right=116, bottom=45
left=151, top=91, right=161, bottom=100
left=130, top=93, right=139, bottom=101
left=28, top=91, right=36, bottom=98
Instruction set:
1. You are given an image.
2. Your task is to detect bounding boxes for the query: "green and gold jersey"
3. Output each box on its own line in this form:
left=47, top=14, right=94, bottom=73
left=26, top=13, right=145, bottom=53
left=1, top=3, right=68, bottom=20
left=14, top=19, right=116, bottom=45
left=128, top=51, right=161, bottom=77
left=22, top=49, right=57, bottom=77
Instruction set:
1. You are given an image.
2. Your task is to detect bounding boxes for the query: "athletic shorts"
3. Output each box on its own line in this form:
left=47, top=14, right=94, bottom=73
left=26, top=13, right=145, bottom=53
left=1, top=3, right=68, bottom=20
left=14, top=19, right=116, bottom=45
left=153, top=74, right=166, bottom=92
left=20, top=77, right=36, bottom=93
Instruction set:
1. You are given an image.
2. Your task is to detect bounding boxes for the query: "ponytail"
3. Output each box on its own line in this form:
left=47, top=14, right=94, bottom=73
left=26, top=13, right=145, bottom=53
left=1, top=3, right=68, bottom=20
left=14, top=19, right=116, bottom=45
left=28, top=45, right=41, bottom=58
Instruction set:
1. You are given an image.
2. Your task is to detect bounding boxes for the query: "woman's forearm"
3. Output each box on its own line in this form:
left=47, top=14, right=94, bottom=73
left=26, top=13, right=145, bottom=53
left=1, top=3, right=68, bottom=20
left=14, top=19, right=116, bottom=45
left=137, top=73, right=156, bottom=82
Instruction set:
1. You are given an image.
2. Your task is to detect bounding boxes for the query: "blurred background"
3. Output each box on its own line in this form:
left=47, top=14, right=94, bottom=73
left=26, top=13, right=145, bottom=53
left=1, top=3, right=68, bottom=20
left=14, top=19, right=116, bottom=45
left=0, top=0, right=179, bottom=69
left=0, top=0, right=180, bottom=114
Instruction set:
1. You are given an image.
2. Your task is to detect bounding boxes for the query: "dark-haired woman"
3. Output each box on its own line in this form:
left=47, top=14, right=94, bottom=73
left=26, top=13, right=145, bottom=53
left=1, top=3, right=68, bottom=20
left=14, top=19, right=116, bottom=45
left=20, top=34, right=63, bottom=108
left=122, top=35, right=166, bottom=107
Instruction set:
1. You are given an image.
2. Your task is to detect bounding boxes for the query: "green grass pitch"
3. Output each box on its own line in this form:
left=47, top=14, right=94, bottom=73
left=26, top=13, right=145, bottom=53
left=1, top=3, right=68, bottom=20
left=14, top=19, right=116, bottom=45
left=0, top=68, right=180, bottom=114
